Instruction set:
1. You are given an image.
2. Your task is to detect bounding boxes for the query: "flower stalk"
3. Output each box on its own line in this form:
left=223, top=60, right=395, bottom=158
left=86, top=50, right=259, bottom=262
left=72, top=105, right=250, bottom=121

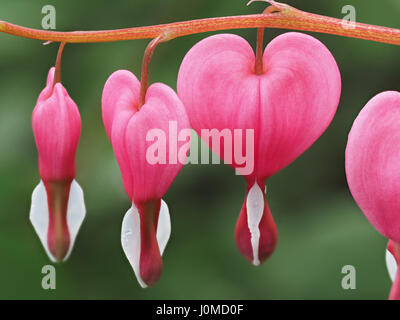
left=53, top=42, right=66, bottom=86
left=139, top=34, right=166, bottom=108
left=0, top=1, right=399, bottom=45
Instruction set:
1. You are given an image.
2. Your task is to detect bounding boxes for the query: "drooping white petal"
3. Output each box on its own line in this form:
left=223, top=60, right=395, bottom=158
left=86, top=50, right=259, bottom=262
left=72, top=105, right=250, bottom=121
left=246, top=182, right=265, bottom=266
left=121, top=205, right=147, bottom=288
left=121, top=199, right=171, bottom=288
left=156, top=200, right=171, bottom=255
left=63, top=180, right=86, bottom=261
left=29, top=180, right=86, bottom=262
left=30, top=181, right=56, bottom=262
left=386, top=249, right=398, bottom=282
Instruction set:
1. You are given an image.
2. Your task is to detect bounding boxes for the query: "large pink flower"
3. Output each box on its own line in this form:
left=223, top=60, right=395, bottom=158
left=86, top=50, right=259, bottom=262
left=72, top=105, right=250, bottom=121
left=102, top=70, right=190, bottom=287
left=178, top=32, right=341, bottom=265
left=346, top=91, right=400, bottom=299
left=30, top=67, right=85, bottom=262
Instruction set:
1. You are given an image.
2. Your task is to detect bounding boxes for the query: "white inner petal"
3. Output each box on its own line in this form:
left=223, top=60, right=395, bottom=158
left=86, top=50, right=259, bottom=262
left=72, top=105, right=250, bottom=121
left=64, top=180, right=86, bottom=261
left=121, top=205, right=147, bottom=288
left=246, top=182, right=265, bottom=266
left=30, top=180, right=56, bottom=262
left=29, top=180, right=86, bottom=262
left=121, top=199, right=171, bottom=288
left=386, top=249, right=398, bottom=283
left=156, top=200, right=171, bottom=255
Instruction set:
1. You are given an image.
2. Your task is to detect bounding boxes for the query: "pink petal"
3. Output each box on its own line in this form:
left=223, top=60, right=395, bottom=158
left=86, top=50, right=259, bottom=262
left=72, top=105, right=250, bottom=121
left=36, top=67, right=55, bottom=104
left=346, top=91, right=400, bottom=242
left=177, top=32, right=341, bottom=179
left=102, top=70, right=140, bottom=199
left=124, top=82, right=190, bottom=202
left=33, top=73, right=81, bottom=182
left=257, top=32, right=341, bottom=177
left=178, top=34, right=259, bottom=177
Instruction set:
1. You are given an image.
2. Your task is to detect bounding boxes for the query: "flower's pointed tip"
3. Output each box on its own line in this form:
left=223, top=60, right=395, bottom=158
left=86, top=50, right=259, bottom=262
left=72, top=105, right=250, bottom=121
left=121, top=200, right=171, bottom=288
left=29, top=180, right=86, bottom=262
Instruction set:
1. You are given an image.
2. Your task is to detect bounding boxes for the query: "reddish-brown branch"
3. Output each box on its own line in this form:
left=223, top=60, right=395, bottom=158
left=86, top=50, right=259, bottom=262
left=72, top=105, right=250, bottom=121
left=0, top=2, right=399, bottom=45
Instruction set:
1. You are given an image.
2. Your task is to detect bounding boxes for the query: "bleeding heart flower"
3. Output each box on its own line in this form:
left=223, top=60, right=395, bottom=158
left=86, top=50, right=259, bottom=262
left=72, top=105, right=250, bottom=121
left=345, top=90, right=400, bottom=299
left=30, top=67, right=85, bottom=262
left=178, top=32, right=341, bottom=265
left=102, top=70, right=190, bottom=287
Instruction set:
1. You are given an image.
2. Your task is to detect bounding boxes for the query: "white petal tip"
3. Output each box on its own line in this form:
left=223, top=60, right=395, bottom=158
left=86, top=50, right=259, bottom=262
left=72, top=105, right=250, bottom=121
left=121, top=206, right=148, bottom=288
left=386, top=249, right=398, bottom=283
left=252, top=260, right=261, bottom=266
left=29, top=180, right=86, bottom=262
left=246, top=183, right=265, bottom=268
left=157, top=200, right=171, bottom=255
left=121, top=199, right=171, bottom=288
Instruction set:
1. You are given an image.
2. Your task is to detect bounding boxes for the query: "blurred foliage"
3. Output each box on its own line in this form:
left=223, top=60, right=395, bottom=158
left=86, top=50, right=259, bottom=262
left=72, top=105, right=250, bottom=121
left=0, top=0, right=398, bottom=299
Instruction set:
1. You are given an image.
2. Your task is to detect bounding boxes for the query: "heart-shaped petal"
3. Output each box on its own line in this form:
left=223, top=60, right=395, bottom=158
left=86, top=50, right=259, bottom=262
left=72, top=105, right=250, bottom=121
left=346, top=91, right=400, bottom=242
left=123, top=81, right=190, bottom=202
left=102, top=70, right=190, bottom=202
left=178, top=32, right=341, bottom=179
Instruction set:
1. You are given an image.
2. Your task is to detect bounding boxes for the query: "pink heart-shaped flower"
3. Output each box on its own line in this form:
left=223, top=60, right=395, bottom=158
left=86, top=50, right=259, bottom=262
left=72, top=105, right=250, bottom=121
left=102, top=70, right=190, bottom=287
left=178, top=32, right=341, bottom=265
left=346, top=91, right=400, bottom=299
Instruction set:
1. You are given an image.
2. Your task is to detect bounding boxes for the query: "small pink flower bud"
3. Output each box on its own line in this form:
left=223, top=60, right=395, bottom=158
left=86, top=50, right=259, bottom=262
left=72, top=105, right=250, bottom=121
left=30, top=67, right=85, bottom=262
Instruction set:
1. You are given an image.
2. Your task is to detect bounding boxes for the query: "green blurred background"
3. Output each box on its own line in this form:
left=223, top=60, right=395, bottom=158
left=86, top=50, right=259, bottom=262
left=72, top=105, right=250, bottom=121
left=0, top=0, right=398, bottom=299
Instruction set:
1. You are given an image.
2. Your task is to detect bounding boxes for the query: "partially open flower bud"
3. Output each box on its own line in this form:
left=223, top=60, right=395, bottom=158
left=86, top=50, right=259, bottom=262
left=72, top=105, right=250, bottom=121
left=30, top=67, right=85, bottom=262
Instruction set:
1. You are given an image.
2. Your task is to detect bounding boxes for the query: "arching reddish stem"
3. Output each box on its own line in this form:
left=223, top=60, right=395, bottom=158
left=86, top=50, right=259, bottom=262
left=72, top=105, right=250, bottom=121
left=53, top=42, right=66, bottom=86
left=139, top=34, right=165, bottom=109
left=0, top=2, right=399, bottom=45
left=254, top=5, right=281, bottom=75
